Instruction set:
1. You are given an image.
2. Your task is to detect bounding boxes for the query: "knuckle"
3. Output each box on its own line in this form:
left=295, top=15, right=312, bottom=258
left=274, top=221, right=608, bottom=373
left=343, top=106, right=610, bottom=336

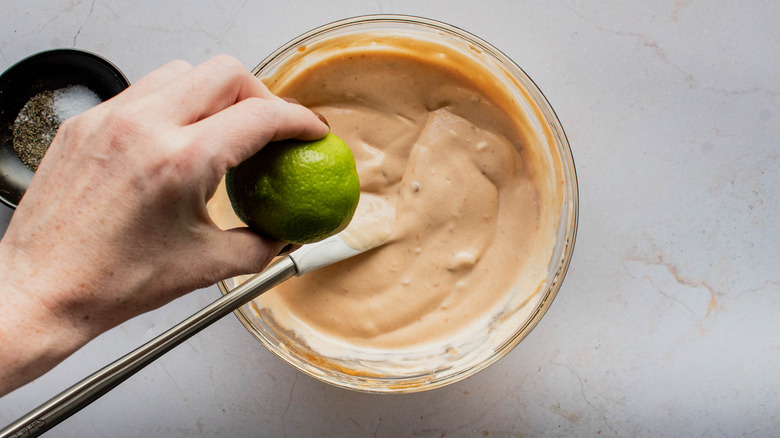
left=245, top=96, right=276, bottom=121
left=209, top=54, right=245, bottom=72
left=208, top=55, right=252, bottom=86
left=164, top=59, right=193, bottom=72
left=102, top=107, right=147, bottom=149
left=143, top=135, right=195, bottom=183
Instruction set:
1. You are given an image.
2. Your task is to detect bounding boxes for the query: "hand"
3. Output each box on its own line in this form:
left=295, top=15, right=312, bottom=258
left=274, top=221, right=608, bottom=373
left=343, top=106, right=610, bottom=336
left=0, top=55, right=329, bottom=395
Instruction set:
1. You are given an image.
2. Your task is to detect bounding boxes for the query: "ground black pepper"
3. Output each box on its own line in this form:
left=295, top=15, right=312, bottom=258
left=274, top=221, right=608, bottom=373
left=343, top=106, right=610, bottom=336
left=12, top=90, right=58, bottom=171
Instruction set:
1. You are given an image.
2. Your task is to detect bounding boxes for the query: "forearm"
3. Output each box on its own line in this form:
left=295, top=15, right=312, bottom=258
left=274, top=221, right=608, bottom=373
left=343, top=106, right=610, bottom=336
left=0, top=245, right=93, bottom=396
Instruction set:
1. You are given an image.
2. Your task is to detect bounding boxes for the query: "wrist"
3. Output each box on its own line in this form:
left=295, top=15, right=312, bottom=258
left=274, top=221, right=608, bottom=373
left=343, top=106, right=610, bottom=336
left=0, top=243, right=94, bottom=395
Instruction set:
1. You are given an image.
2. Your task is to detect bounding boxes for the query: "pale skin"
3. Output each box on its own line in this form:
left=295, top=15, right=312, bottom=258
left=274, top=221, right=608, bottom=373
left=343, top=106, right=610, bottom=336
left=0, top=55, right=329, bottom=396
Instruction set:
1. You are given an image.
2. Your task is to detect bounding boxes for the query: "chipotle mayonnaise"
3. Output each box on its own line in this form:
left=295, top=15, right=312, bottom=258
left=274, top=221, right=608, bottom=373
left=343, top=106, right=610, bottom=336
left=207, top=32, right=564, bottom=352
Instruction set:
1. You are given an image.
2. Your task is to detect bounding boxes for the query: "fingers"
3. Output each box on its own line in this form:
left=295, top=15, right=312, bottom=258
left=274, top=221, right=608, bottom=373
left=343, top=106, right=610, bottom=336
left=77, top=54, right=328, bottom=185
left=154, top=55, right=276, bottom=126
left=184, top=96, right=330, bottom=175
left=105, top=56, right=276, bottom=128
left=110, top=60, right=194, bottom=104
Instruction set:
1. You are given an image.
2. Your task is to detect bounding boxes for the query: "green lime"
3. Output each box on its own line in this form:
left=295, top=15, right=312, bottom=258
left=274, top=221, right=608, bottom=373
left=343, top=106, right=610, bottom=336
left=226, top=133, right=360, bottom=244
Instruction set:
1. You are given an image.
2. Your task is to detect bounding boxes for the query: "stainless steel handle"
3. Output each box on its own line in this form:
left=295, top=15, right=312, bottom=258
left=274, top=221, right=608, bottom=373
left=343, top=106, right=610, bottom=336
left=0, top=256, right=298, bottom=438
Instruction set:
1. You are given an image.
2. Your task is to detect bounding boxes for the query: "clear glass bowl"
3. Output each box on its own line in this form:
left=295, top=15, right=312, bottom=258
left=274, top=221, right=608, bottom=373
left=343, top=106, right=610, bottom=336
left=217, top=15, right=578, bottom=393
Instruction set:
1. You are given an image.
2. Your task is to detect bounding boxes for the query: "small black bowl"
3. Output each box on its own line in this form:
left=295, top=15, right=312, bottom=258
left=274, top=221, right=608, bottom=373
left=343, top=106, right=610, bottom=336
left=0, top=48, right=130, bottom=209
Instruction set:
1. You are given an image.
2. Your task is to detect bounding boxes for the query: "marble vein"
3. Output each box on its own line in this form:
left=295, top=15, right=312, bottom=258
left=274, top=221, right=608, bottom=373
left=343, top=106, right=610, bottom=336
left=553, top=361, right=619, bottom=437
left=624, top=252, right=722, bottom=319
left=72, top=0, right=96, bottom=47
left=563, top=2, right=780, bottom=97
left=281, top=372, right=298, bottom=432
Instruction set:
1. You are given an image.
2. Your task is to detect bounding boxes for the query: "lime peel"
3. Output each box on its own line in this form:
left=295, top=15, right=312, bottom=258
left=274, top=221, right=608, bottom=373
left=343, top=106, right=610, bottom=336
left=226, top=133, right=360, bottom=244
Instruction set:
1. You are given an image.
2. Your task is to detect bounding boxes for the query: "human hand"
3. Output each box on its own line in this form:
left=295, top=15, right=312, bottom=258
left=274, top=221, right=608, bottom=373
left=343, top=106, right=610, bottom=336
left=0, top=55, right=328, bottom=394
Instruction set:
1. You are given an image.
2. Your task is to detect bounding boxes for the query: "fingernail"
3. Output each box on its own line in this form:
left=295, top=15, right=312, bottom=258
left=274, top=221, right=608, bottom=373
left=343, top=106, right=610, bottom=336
left=314, top=111, right=330, bottom=128
left=282, top=96, right=328, bottom=128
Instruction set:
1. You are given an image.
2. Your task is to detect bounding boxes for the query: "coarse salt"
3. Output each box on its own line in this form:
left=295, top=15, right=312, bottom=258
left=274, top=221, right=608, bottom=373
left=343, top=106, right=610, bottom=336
left=53, top=84, right=101, bottom=122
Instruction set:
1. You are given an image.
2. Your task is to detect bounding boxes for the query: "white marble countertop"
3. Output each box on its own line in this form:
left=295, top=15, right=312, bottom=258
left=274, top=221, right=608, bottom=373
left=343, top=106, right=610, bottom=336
left=1, top=1, right=779, bottom=436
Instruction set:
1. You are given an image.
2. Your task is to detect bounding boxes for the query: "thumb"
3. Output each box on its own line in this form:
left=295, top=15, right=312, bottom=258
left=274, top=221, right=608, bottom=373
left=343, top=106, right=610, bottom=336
left=202, top=227, right=287, bottom=284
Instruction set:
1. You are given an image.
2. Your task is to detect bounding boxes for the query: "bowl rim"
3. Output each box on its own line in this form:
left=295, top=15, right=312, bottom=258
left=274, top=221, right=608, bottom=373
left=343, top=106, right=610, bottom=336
left=0, top=48, right=130, bottom=209
left=224, top=13, right=579, bottom=393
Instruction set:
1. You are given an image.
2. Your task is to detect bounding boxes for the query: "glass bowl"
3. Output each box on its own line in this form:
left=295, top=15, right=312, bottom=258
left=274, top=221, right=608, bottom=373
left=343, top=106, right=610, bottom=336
left=217, top=15, right=578, bottom=393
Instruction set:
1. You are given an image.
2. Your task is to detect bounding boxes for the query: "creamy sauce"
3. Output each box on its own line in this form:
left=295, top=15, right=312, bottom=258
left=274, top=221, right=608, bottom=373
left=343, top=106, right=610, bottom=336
left=208, top=34, right=563, bottom=350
